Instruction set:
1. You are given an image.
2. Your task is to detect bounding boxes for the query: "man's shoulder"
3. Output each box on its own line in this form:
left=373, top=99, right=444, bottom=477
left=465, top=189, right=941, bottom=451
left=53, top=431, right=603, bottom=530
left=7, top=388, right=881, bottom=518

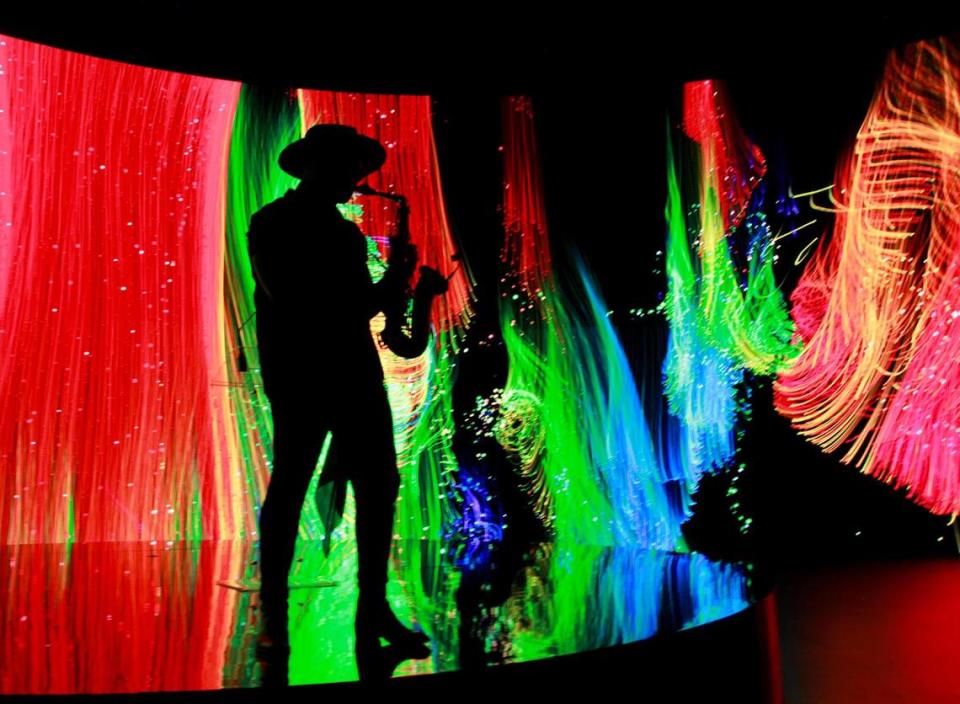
left=247, top=194, right=297, bottom=256
left=251, top=192, right=295, bottom=227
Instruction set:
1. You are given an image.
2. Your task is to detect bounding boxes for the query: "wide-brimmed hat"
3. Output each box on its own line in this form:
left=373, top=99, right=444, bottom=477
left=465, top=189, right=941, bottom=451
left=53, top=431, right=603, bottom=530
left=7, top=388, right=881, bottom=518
left=278, top=124, right=386, bottom=181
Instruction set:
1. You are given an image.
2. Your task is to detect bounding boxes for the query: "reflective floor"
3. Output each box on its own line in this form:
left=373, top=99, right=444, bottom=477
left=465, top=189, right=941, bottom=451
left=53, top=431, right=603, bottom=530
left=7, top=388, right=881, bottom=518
left=1, top=538, right=755, bottom=693
left=778, top=560, right=960, bottom=703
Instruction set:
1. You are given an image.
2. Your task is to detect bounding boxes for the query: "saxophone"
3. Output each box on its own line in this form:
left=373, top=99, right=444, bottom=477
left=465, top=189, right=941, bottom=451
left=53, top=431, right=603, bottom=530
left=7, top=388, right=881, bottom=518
left=355, top=184, right=449, bottom=358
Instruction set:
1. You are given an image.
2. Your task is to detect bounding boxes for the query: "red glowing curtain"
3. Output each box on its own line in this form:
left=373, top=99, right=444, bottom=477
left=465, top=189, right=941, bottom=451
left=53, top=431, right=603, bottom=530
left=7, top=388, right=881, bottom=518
left=501, top=95, right=553, bottom=296
left=682, top=81, right=766, bottom=232
left=0, top=35, right=245, bottom=543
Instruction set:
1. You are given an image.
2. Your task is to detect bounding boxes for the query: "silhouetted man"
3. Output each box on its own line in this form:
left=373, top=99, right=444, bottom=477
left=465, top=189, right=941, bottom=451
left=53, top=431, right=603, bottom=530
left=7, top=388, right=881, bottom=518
left=247, top=124, right=429, bottom=667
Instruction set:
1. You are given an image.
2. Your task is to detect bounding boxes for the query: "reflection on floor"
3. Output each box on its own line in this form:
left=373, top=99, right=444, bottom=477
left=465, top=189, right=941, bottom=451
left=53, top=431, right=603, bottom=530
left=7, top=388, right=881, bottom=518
left=1, top=539, right=753, bottom=694
left=778, top=560, right=960, bottom=704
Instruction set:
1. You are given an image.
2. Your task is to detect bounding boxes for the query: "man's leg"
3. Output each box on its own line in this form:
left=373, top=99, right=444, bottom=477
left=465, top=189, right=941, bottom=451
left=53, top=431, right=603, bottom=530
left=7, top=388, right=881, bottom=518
left=341, top=385, right=427, bottom=654
left=347, top=388, right=400, bottom=606
left=259, top=396, right=328, bottom=643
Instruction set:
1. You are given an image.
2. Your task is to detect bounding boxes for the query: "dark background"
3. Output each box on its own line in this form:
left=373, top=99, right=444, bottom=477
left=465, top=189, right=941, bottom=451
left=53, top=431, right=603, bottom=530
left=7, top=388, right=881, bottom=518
left=2, top=7, right=959, bottom=569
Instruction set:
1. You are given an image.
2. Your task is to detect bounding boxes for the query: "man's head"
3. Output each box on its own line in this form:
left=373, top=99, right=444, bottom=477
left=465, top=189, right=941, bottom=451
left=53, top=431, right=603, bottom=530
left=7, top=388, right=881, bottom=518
left=278, top=124, right=386, bottom=203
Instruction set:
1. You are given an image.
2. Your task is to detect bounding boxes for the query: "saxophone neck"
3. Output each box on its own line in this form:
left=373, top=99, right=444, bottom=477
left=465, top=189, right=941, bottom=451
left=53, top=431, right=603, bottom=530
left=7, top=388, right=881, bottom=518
left=395, top=198, right=410, bottom=239
left=354, top=183, right=406, bottom=206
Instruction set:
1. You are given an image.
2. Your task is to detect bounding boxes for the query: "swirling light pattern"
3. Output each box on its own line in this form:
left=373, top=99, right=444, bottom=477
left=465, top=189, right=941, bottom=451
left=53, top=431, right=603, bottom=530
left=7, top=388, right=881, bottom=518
left=776, top=39, right=960, bottom=515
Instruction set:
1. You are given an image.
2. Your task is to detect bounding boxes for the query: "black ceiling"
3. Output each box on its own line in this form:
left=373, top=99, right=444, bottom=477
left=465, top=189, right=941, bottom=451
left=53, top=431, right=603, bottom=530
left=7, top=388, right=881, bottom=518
left=0, top=6, right=955, bottom=94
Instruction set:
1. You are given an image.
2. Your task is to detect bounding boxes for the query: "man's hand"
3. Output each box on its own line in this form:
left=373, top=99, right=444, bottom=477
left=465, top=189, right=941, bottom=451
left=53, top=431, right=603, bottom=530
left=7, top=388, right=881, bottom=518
left=387, top=238, right=417, bottom=282
left=414, top=265, right=448, bottom=298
